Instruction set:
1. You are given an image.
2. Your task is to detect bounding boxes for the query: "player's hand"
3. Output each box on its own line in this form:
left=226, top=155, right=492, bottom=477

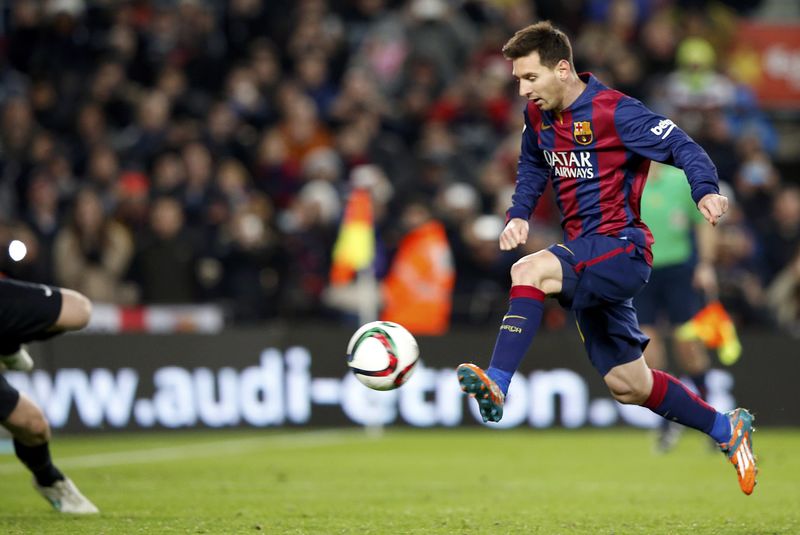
left=499, top=218, right=529, bottom=251
left=698, top=193, right=729, bottom=226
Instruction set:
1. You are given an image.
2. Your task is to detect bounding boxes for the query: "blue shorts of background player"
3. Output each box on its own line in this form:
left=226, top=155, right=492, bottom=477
left=635, top=261, right=703, bottom=326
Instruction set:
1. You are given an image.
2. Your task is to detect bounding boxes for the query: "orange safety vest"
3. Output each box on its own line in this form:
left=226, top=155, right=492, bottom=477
left=381, top=220, right=455, bottom=335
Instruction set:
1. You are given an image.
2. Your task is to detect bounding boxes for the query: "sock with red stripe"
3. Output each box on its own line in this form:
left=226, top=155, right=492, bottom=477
left=644, top=369, right=731, bottom=443
left=486, top=285, right=545, bottom=395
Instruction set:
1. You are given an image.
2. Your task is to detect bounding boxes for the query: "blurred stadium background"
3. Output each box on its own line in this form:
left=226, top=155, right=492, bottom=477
left=0, top=0, right=799, bottom=532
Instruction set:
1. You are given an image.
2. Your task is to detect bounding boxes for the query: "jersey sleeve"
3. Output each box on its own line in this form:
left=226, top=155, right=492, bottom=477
left=614, top=96, right=719, bottom=205
left=507, top=107, right=550, bottom=221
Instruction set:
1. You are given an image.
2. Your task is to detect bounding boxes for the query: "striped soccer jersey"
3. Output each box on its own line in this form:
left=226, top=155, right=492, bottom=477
left=507, top=73, right=720, bottom=265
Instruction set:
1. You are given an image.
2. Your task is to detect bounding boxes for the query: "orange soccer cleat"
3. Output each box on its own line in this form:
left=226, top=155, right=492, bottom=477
left=719, top=408, right=758, bottom=495
left=456, top=363, right=505, bottom=423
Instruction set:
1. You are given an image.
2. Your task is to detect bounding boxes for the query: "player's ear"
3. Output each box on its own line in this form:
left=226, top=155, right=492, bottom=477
left=557, top=59, right=570, bottom=81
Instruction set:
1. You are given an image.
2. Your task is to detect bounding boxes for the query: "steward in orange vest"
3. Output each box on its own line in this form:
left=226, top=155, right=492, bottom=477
left=381, top=202, right=455, bottom=335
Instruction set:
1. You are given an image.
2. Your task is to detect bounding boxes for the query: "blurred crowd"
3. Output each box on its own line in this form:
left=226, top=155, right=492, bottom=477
left=0, top=0, right=798, bottom=335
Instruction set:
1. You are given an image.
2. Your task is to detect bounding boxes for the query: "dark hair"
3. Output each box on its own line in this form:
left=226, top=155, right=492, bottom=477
left=501, top=21, right=574, bottom=70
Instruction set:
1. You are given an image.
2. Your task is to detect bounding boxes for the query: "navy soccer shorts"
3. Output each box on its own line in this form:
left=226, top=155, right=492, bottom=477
left=634, top=261, right=702, bottom=326
left=548, top=236, right=652, bottom=377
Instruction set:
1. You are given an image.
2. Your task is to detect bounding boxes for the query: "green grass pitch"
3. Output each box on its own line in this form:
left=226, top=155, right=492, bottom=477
left=0, top=427, right=798, bottom=534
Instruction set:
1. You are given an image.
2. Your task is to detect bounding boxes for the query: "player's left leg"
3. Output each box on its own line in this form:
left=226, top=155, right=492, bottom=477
left=604, top=356, right=757, bottom=494
left=457, top=248, right=562, bottom=422
left=0, top=377, right=99, bottom=513
left=578, top=278, right=757, bottom=496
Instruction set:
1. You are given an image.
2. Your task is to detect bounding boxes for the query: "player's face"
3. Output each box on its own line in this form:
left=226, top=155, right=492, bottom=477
left=512, top=53, right=568, bottom=111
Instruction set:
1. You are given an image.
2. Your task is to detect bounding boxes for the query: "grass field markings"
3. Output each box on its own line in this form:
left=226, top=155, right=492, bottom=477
left=0, top=429, right=364, bottom=473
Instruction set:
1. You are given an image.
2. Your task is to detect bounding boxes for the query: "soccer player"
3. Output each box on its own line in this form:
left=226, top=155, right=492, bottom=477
left=0, top=277, right=100, bottom=513
left=635, top=162, right=718, bottom=452
left=456, top=22, right=757, bottom=495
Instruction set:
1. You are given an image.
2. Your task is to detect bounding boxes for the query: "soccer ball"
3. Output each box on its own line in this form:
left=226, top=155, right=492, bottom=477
left=346, top=321, right=419, bottom=391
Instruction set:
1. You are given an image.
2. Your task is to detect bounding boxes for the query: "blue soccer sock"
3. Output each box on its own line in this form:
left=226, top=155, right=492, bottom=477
left=486, top=285, right=545, bottom=395
left=643, top=369, right=731, bottom=443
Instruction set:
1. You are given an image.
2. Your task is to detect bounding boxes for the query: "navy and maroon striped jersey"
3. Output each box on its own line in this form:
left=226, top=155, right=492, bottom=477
left=507, top=73, right=719, bottom=264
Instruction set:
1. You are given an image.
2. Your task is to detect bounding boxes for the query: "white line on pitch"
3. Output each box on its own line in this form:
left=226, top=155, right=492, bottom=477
left=0, top=430, right=362, bottom=473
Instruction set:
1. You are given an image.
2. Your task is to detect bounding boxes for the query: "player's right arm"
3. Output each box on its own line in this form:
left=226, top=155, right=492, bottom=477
left=503, top=106, right=550, bottom=250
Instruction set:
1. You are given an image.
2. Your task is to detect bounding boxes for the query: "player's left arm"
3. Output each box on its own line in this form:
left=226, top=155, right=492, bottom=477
left=614, top=97, right=727, bottom=225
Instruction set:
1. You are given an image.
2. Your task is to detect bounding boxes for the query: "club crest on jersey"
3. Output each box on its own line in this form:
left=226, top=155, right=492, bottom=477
left=573, top=121, right=593, bottom=145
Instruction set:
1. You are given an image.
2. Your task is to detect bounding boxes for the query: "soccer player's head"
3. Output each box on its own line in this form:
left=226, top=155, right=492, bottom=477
left=502, top=21, right=576, bottom=112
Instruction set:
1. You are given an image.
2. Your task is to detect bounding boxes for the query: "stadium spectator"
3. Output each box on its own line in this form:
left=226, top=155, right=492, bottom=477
left=180, top=141, right=216, bottom=229
left=216, top=197, right=286, bottom=322
left=710, top=188, right=767, bottom=326
left=53, top=187, right=134, bottom=303
left=85, top=145, right=121, bottom=212
left=767, top=249, right=800, bottom=337
left=451, top=214, right=515, bottom=325
left=21, top=173, right=62, bottom=284
left=381, top=196, right=454, bottom=335
left=734, top=133, right=780, bottom=225
left=664, top=37, right=736, bottom=119
left=760, top=186, right=800, bottom=282
left=130, top=196, right=200, bottom=304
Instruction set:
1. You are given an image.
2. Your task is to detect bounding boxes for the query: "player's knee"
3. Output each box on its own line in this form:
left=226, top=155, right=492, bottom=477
left=604, top=376, right=650, bottom=405
left=74, top=293, right=92, bottom=329
left=57, top=290, right=92, bottom=331
left=18, top=412, right=51, bottom=445
left=510, top=256, right=558, bottom=292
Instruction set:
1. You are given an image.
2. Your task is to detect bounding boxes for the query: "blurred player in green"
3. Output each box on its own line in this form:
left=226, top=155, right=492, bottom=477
left=634, top=162, right=718, bottom=452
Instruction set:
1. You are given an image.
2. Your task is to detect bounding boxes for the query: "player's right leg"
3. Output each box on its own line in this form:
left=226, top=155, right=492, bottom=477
left=1, top=381, right=99, bottom=513
left=0, top=280, right=91, bottom=371
left=49, top=288, right=92, bottom=333
left=457, top=249, right=562, bottom=422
